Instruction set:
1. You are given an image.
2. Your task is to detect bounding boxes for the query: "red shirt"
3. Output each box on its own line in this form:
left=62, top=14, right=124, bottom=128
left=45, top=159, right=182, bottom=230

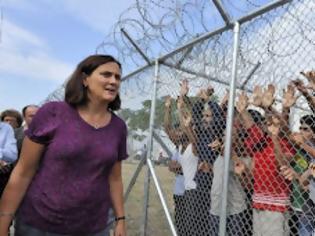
left=245, top=125, right=295, bottom=212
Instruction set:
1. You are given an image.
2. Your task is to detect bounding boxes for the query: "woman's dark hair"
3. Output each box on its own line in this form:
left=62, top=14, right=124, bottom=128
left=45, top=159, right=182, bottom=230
left=300, top=115, right=315, bottom=134
left=0, top=109, right=23, bottom=127
left=65, top=55, right=122, bottom=111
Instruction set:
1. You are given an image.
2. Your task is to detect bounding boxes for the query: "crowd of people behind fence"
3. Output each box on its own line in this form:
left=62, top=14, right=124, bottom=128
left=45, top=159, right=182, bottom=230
left=165, top=71, right=315, bottom=236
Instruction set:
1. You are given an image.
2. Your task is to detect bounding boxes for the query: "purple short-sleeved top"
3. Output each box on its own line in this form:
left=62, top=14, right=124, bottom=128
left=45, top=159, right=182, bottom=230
left=17, top=101, right=128, bottom=235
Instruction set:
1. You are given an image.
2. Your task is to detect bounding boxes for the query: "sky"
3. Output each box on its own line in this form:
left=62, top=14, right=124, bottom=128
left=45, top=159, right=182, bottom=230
left=0, top=0, right=278, bottom=113
left=0, top=0, right=130, bottom=112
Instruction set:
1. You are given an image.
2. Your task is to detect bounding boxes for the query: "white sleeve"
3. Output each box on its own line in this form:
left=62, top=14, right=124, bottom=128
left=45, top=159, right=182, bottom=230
left=0, top=125, right=18, bottom=163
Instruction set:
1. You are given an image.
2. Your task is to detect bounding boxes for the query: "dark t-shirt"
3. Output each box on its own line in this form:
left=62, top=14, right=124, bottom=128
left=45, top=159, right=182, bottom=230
left=18, top=101, right=128, bottom=234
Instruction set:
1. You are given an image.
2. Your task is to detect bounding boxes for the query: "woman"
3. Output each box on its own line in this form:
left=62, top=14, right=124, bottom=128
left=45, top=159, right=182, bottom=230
left=0, top=55, right=128, bottom=236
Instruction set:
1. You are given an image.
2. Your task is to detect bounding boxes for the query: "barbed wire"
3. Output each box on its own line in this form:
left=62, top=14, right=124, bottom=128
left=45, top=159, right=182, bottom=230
left=45, top=0, right=315, bottom=107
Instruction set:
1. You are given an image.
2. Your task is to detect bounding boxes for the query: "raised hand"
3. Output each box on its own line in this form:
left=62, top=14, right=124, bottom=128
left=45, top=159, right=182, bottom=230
left=183, top=114, right=192, bottom=127
left=292, top=79, right=308, bottom=94
left=197, top=88, right=208, bottom=100
left=310, top=163, right=315, bottom=178
left=234, top=158, right=246, bottom=176
left=221, top=89, right=229, bottom=107
left=176, top=96, right=184, bottom=110
left=236, top=92, right=249, bottom=113
left=165, top=96, right=172, bottom=108
left=289, top=132, right=305, bottom=146
left=282, top=83, right=298, bottom=109
left=301, top=70, right=315, bottom=91
left=198, top=161, right=211, bottom=173
left=262, top=84, right=275, bottom=109
left=208, top=139, right=223, bottom=151
left=180, top=79, right=189, bottom=97
left=251, top=85, right=263, bottom=107
left=280, top=165, right=297, bottom=181
left=267, top=116, right=281, bottom=137
left=206, top=85, right=214, bottom=98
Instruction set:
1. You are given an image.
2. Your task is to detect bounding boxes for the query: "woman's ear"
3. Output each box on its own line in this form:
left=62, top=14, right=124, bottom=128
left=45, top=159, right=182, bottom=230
left=82, top=74, right=89, bottom=88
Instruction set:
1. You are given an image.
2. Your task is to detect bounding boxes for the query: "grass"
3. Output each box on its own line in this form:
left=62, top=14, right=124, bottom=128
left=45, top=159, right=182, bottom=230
left=122, top=161, right=175, bottom=236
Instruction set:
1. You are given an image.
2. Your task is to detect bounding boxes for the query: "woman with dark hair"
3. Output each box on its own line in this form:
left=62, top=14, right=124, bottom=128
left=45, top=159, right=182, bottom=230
left=0, top=55, right=128, bottom=236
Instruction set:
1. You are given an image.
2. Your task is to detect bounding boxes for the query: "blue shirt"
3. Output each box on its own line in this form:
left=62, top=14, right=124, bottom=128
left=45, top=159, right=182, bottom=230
left=0, top=122, right=18, bottom=163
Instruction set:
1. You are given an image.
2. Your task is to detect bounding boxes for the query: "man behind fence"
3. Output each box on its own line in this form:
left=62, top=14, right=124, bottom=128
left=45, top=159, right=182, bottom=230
left=235, top=88, right=295, bottom=236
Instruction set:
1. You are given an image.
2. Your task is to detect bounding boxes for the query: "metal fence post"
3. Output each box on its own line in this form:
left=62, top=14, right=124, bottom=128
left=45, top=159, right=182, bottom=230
left=141, top=158, right=151, bottom=236
left=219, top=21, right=241, bottom=236
left=140, top=59, right=160, bottom=236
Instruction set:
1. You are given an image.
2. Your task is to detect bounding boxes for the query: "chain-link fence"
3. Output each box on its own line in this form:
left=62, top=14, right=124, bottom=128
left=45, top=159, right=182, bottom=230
left=43, top=0, right=315, bottom=235
left=119, top=0, right=315, bottom=235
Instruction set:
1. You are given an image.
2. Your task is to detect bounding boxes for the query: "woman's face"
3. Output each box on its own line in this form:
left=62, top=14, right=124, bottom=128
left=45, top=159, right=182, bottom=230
left=300, top=123, right=314, bottom=141
left=83, top=62, right=121, bottom=104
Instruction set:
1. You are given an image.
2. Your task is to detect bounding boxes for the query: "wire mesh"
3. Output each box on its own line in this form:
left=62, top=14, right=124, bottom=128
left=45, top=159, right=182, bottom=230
left=150, top=1, right=315, bottom=235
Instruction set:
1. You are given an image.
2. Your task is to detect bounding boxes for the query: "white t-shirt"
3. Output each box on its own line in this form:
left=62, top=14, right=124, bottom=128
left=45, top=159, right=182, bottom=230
left=210, top=155, right=248, bottom=216
left=178, top=144, right=198, bottom=191
left=171, top=151, right=185, bottom=196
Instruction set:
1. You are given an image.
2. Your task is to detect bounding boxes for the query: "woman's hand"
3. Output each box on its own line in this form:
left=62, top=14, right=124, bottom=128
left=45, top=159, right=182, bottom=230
left=114, top=220, right=126, bottom=236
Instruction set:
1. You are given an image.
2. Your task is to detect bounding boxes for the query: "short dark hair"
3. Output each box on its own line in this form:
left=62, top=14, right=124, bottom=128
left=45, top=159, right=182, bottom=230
left=300, top=115, right=315, bottom=134
left=248, top=109, right=265, bottom=125
left=0, top=109, right=23, bottom=127
left=65, top=55, right=122, bottom=111
left=22, top=104, right=39, bottom=117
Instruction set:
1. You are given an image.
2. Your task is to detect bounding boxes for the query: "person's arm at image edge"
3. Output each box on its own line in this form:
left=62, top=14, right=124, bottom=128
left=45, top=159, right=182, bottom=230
left=0, top=125, right=18, bottom=163
left=0, top=137, right=44, bottom=235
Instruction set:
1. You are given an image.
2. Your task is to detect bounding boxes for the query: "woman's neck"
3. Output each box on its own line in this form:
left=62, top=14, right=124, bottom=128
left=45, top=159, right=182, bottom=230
left=78, top=101, right=111, bottom=126
left=81, top=100, right=109, bottom=115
